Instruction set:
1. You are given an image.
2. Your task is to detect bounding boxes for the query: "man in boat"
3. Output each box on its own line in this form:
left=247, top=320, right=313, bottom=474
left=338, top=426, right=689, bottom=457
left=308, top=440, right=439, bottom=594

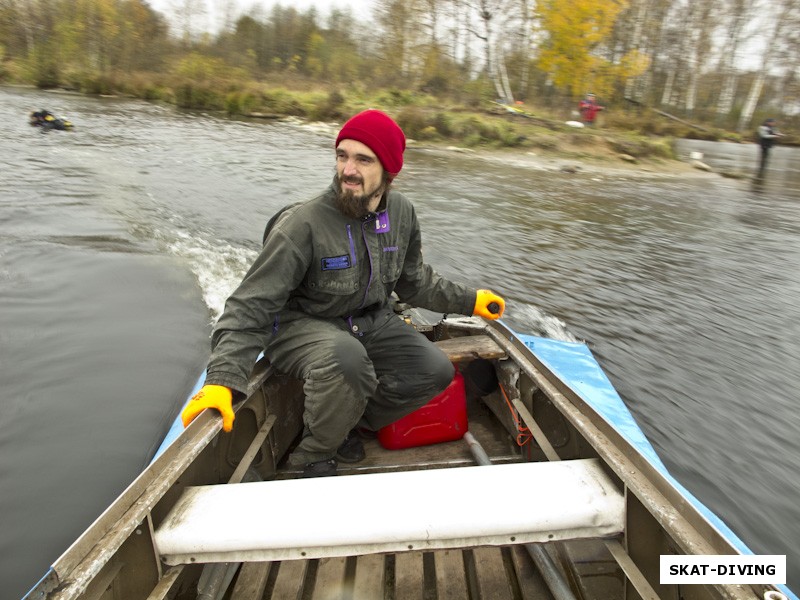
left=181, top=109, right=505, bottom=477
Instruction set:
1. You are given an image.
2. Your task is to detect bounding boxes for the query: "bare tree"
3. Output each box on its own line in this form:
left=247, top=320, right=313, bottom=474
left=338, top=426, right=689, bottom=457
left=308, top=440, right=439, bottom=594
left=715, top=0, right=757, bottom=118
left=420, top=0, right=443, bottom=45
left=772, top=14, right=800, bottom=115
left=614, top=0, right=672, bottom=106
left=622, top=0, right=649, bottom=102
left=514, top=0, right=534, bottom=100
left=683, top=0, right=717, bottom=114
left=170, top=0, right=208, bottom=45
left=214, top=0, right=238, bottom=34
left=659, top=1, right=694, bottom=107
left=738, top=0, right=800, bottom=130
left=465, top=0, right=515, bottom=102
left=374, top=0, right=427, bottom=84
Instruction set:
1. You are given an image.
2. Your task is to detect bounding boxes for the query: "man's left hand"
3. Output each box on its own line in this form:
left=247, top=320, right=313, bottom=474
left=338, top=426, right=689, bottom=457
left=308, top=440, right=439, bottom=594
left=473, top=289, right=505, bottom=320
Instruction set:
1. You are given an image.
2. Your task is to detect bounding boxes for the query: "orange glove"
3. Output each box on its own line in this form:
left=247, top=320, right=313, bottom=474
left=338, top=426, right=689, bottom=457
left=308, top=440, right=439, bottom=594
left=181, top=384, right=235, bottom=432
left=473, top=289, right=505, bottom=320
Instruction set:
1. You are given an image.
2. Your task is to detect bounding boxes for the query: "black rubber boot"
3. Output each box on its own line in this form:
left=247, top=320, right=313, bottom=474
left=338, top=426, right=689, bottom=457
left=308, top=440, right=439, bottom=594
left=302, top=458, right=338, bottom=478
left=336, top=429, right=366, bottom=463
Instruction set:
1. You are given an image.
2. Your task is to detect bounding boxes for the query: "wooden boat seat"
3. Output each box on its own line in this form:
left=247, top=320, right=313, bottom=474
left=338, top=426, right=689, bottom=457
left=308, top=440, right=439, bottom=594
left=434, top=334, right=506, bottom=363
left=154, top=458, right=624, bottom=566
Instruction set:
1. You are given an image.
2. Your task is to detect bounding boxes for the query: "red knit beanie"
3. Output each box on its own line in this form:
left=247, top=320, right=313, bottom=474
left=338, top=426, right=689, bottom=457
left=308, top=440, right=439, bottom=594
left=335, top=110, right=406, bottom=178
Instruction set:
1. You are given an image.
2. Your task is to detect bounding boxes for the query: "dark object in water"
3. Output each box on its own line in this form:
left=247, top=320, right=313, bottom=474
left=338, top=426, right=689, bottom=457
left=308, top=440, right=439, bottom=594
left=30, top=110, right=74, bottom=131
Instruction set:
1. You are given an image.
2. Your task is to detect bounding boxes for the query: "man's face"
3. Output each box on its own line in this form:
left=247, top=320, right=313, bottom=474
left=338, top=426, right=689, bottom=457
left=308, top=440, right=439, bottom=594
left=334, top=139, right=386, bottom=219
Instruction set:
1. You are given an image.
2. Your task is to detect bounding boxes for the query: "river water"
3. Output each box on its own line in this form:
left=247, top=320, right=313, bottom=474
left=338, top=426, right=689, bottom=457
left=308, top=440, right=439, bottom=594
left=1, top=86, right=798, bottom=598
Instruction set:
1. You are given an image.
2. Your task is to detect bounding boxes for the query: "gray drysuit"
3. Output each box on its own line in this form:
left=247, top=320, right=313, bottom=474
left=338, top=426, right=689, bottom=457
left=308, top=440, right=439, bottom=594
left=205, top=182, right=477, bottom=464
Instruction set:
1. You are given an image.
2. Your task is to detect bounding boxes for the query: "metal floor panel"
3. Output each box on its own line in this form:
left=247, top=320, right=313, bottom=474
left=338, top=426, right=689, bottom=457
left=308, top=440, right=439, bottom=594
left=276, top=394, right=523, bottom=480
left=238, top=544, right=559, bottom=600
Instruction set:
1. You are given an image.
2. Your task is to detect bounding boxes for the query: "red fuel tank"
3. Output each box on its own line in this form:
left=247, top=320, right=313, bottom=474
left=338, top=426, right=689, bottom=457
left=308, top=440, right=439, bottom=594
left=378, top=369, right=467, bottom=450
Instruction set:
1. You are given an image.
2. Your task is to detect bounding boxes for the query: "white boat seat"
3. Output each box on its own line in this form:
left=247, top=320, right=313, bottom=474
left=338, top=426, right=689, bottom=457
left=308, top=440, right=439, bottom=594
left=154, top=459, right=624, bottom=566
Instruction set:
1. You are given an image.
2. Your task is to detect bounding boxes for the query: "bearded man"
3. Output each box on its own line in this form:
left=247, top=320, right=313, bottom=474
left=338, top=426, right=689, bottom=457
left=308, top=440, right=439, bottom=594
left=182, top=110, right=505, bottom=477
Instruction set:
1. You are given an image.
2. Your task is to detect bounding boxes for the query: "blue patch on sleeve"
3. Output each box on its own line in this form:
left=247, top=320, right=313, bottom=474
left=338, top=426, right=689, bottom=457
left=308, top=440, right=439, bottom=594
left=322, top=255, right=351, bottom=270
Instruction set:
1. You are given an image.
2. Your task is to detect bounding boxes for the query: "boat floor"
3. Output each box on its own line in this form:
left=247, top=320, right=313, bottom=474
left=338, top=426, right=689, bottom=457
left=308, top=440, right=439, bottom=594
left=221, top=524, right=621, bottom=600
left=276, top=390, right=522, bottom=479
left=213, top=396, right=622, bottom=600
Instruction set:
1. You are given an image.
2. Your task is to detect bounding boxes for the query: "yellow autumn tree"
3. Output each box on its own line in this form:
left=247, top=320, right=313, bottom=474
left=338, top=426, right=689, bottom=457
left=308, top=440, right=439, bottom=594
left=537, top=0, right=647, bottom=98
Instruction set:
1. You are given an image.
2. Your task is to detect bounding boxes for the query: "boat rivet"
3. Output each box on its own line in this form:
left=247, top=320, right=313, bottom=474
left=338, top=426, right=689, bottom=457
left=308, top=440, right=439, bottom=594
left=190, top=557, right=196, bottom=562
left=301, top=551, right=306, bottom=557
left=408, top=545, right=413, bottom=550
left=510, top=536, right=516, bottom=542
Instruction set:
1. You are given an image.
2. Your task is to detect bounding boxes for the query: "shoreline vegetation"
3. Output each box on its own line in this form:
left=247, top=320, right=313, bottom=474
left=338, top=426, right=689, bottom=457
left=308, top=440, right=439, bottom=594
left=4, top=0, right=795, bottom=183
left=0, top=0, right=800, bottom=176
left=15, top=81, right=782, bottom=179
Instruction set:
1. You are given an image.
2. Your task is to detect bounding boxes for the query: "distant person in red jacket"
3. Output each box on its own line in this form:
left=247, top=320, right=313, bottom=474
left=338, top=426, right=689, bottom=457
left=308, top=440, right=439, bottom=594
left=579, top=93, right=604, bottom=126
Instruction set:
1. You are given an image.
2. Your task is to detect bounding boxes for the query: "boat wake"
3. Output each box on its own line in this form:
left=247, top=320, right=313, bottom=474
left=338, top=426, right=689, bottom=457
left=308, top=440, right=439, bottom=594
left=167, top=231, right=257, bottom=323
left=504, top=303, right=579, bottom=343
left=164, top=228, right=578, bottom=347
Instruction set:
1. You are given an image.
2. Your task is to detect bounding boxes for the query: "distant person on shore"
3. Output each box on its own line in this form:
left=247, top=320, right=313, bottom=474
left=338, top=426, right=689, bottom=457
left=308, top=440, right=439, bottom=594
left=756, top=118, right=783, bottom=177
left=179, top=109, right=505, bottom=478
left=579, top=93, right=604, bottom=126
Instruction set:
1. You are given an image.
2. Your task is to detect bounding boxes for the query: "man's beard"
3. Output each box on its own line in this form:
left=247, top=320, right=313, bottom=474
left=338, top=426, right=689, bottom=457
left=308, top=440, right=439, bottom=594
left=334, top=173, right=386, bottom=219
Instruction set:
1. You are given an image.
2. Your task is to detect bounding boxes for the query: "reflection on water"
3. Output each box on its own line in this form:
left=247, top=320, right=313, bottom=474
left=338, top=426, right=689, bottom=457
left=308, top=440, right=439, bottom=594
left=2, top=86, right=799, bottom=597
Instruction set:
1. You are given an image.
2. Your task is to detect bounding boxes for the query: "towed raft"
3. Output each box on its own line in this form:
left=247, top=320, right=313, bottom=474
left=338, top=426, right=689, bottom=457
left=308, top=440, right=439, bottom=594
left=26, top=311, right=794, bottom=600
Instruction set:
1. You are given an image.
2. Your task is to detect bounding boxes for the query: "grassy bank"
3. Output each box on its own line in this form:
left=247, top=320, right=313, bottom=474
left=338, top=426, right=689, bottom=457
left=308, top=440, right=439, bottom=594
left=133, top=77, right=693, bottom=167
left=15, top=67, right=775, bottom=170
left=144, top=75, right=696, bottom=166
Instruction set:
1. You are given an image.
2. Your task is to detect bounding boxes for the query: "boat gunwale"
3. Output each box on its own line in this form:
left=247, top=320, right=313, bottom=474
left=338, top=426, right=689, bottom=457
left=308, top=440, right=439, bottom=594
left=36, top=368, right=277, bottom=599
left=485, top=321, right=770, bottom=600
left=29, top=321, right=786, bottom=600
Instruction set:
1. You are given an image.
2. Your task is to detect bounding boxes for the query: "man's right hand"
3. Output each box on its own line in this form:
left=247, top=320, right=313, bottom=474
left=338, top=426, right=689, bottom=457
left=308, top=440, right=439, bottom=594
left=181, top=384, right=235, bottom=432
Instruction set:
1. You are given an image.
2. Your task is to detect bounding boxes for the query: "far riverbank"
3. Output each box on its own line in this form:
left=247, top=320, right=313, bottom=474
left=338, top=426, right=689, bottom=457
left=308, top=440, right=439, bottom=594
left=14, top=82, right=778, bottom=182
left=13, top=82, right=746, bottom=176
